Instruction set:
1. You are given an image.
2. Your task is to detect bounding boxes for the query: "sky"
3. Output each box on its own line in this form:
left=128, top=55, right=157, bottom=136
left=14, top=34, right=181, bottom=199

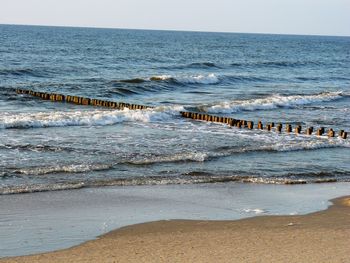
left=0, top=0, right=349, bottom=36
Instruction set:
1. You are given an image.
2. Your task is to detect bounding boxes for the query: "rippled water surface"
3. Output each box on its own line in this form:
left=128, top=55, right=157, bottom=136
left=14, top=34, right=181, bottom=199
left=1, top=25, right=350, bottom=194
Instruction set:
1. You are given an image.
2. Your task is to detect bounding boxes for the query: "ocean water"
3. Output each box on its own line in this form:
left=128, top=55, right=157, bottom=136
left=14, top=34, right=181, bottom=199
left=0, top=25, right=350, bottom=194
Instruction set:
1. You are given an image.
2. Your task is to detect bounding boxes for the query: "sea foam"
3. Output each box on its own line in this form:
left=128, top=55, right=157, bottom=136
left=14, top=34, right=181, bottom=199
left=204, top=91, right=344, bottom=113
left=0, top=105, right=184, bottom=129
left=120, top=73, right=220, bottom=85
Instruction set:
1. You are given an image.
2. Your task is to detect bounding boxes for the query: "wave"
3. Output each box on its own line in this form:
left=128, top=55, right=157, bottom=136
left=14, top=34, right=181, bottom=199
left=12, top=163, right=113, bottom=176
left=125, top=140, right=350, bottom=167
left=112, top=73, right=283, bottom=92
left=188, top=62, right=220, bottom=68
left=269, top=139, right=350, bottom=152
left=119, top=78, right=146, bottom=84
left=4, top=139, right=348, bottom=179
left=4, top=152, right=208, bottom=178
left=296, top=76, right=350, bottom=82
left=150, top=74, right=219, bottom=84
left=209, top=139, right=350, bottom=163
left=202, top=91, right=344, bottom=113
left=160, top=62, right=221, bottom=70
left=225, top=75, right=270, bottom=82
left=116, top=73, right=220, bottom=86
left=162, top=60, right=321, bottom=70
left=219, top=139, right=349, bottom=154
left=0, top=68, right=50, bottom=78
left=230, top=60, right=322, bottom=68
left=112, top=87, right=141, bottom=95
left=125, top=152, right=208, bottom=165
left=0, top=144, right=73, bottom=152
left=2, top=171, right=349, bottom=194
left=257, top=60, right=321, bottom=68
left=0, top=105, right=183, bottom=129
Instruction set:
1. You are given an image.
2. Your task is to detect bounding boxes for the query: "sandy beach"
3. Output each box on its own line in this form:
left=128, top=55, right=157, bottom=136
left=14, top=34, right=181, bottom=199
left=2, top=195, right=349, bottom=263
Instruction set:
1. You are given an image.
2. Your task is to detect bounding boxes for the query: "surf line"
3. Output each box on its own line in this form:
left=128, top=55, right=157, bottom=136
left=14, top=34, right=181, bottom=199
left=16, top=89, right=153, bottom=110
left=179, top=111, right=348, bottom=140
left=15, top=89, right=347, bottom=139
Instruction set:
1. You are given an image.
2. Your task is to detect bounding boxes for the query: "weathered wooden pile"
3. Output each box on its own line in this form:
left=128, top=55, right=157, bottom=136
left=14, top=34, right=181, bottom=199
left=16, top=89, right=347, bottom=139
left=179, top=111, right=347, bottom=139
left=15, top=89, right=153, bottom=110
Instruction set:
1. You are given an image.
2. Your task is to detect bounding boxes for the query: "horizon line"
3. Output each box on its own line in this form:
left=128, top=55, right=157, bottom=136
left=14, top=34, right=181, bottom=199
left=1, top=22, right=349, bottom=38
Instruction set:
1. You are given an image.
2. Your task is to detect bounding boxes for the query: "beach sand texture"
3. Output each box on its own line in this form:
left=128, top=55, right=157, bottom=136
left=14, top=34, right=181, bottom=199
left=2, top=196, right=350, bottom=263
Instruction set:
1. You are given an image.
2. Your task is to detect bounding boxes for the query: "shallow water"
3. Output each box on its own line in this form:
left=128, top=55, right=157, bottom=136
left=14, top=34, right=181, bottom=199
left=0, top=25, right=350, bottom=193
left=1, top=182, right=350, bottom=257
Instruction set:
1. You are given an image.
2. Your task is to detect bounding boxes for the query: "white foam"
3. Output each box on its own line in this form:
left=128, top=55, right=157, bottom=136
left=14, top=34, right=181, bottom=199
left=178, top=73, right=219, bottom=84
left=151, top=73, right=219, bottom=84
left=130, top=152, right=208, bottom=164
left=271, top=138, right=350, bottom=152
left=243, top=208, right=266, bottom=214
left=149, top=75, right=172, bottom=81
left=15, top=164, right=112, bottom=175
left=206, top=91, right=343, bottom=113
left=0, top=106, right=184, bottom=129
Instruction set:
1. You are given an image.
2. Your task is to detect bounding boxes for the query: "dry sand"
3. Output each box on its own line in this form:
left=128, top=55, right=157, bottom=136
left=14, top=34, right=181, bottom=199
left=2, top=196, right=350, bottom=263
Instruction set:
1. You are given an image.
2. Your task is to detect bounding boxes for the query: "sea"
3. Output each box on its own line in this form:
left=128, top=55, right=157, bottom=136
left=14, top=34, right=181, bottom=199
left=0, top=24, right=350, bottom=195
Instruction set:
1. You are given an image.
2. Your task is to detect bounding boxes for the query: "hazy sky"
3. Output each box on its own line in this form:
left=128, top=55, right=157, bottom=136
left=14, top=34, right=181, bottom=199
left=1, top=0, right=349, bottom=36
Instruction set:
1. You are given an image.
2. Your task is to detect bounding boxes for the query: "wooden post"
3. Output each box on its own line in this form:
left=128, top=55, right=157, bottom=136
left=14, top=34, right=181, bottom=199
left=247, top=121, right=254, bottom=130
left=276, top=123, right=282, bottom=133
left=317, top=127, right=325, bottom=136
left=327, top=128, right=335, bottom=138
left=286, top=124, right=292, bottom=133
left=306, top=127, right=313, bottom=135
left=342, top=132, right=347, bottom=139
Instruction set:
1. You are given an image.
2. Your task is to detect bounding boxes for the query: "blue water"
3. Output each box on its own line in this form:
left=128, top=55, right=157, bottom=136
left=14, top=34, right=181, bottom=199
left=0, top=24, right=350, bottom=194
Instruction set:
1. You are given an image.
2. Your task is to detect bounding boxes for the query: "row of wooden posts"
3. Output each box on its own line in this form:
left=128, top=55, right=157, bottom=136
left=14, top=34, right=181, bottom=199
left=180, top=111, right=348, bottom=139
left=16, top=89, right=347, bottom=139
left=15, top=89, right=153, bottom=110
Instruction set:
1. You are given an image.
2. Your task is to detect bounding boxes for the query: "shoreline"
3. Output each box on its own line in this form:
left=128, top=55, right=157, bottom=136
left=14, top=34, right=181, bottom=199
left=2, top=182, right=350, bottom=257
left=2, top=194, right=350, bottom=262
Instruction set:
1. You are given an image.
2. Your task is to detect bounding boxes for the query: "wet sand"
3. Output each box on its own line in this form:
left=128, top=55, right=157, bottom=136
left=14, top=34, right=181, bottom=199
left=2, top=196, right=350, bottom=263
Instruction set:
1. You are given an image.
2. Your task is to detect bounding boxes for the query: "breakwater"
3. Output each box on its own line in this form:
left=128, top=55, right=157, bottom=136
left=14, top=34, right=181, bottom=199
left=16, top=89, right=347, bottom=139
left=15, top=89, right=153, bottom=110
left=180, top=111, right=347, bottom=139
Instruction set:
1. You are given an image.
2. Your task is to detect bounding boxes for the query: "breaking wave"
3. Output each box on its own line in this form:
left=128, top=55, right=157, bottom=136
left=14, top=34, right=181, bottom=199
left=0, top=105, right=184, bottom=129
left=125, top=152, right=209, bottom=165
left=117, top=73, right=220, bottom=85
left=4, top=139, right=348, bottom=179
left=215, top=139, right=349, bottom=156
left=201, top=91, right=344, bottom=113
left=12, top=164, right=113, bottom=175
left=2, top=170, right=349, bottom=194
